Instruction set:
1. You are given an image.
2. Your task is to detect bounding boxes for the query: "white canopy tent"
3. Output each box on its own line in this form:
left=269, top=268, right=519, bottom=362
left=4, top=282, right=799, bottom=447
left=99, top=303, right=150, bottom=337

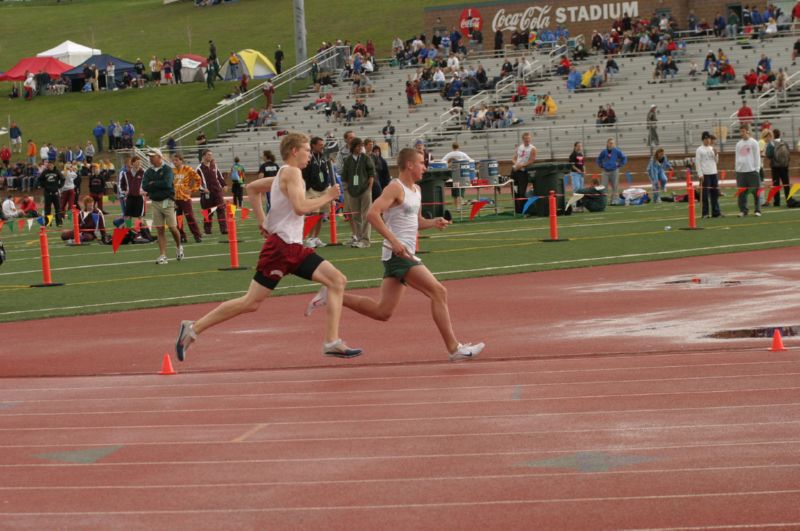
left=36, top=40, right=102, bottom=67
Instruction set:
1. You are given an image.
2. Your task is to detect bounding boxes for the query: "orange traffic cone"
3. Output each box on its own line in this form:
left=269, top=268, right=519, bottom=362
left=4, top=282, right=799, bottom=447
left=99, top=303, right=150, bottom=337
left=769, top=329, right=787, bottom=352
left=159, top=353, right=177, bottom=375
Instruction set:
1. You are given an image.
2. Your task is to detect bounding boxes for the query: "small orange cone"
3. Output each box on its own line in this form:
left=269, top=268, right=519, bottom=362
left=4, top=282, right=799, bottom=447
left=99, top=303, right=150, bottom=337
left=159, top=353, right=177, bottom=375
left=769, top=329, right=787, bottom=352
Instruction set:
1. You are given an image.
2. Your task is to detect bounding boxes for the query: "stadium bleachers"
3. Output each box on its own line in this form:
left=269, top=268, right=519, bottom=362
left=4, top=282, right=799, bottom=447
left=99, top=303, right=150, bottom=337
left=198, top=32, right=800, bottom=169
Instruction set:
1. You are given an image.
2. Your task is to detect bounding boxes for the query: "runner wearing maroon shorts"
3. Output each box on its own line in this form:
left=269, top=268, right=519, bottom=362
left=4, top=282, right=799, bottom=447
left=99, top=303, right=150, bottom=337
left=175, top=132, right=362, bottom=360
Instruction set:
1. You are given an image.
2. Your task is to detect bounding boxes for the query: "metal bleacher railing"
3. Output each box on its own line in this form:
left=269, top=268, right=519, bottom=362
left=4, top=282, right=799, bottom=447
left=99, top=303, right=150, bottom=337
left=159, top=46, right=350, bottom=149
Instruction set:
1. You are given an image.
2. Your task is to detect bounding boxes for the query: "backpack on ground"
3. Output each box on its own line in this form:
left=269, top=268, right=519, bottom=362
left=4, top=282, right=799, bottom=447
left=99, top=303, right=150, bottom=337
left=774, top=141, right=790, bottom=168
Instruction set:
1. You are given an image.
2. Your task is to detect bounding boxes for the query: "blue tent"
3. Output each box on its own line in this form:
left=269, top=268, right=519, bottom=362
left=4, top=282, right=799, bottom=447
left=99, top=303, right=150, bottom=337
left=63, top=53, right=136, bottom=90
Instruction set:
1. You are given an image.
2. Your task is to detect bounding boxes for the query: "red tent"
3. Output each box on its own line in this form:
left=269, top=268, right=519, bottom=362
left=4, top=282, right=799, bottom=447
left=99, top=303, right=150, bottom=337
left=177, top=54, right=208, bottom=67
left=0, top=56, right=72, bottom=82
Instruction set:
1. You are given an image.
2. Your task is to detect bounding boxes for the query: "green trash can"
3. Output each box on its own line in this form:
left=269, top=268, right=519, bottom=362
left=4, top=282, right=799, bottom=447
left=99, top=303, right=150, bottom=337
left=419, top=168, right=450, bottom=219
left=527, top=162, right=572, bottom=217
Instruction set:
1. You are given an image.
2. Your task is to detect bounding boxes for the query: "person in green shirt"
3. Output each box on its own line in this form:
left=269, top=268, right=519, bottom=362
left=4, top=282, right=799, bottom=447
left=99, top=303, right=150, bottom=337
left=727, top=10, right=740, bottom=38
left=229, top=157, right=246, bottom=207
left=142, top=148, right=182, bottom=265
left=340, top=137, right=375, bottom=248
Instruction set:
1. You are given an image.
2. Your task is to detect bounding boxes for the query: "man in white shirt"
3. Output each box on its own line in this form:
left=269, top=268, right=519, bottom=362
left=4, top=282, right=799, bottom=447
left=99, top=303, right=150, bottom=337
left=447, top=53, right=460, bottom=73
left=734, top=124, right=762, bottom=217
left=511, top=132, right=537, bottom=214
left=696, top=131, right=722, bottom=218
left=442, top=142, right=474, bottom=206
left=432, top=67, right=446, bottom=89
left=1, top=196, right=19, bottom=220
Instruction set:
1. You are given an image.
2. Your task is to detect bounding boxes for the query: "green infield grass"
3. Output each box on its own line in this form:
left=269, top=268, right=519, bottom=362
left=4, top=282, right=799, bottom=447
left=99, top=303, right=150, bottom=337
left=1, top=192, right=797, bottom=323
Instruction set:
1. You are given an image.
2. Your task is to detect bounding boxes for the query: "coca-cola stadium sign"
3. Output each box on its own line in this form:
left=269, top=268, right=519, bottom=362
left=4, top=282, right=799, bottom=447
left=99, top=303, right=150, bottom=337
left=492, top=1, right=639, bottom=32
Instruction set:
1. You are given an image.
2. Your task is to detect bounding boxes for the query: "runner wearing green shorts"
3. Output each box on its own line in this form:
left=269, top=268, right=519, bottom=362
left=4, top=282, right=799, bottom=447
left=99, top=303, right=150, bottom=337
left=305, top=147, right=484, bottom=361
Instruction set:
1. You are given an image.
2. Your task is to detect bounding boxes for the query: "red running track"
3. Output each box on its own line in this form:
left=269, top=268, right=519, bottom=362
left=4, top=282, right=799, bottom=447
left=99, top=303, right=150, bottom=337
left=0, top=249, right=799, bottom=528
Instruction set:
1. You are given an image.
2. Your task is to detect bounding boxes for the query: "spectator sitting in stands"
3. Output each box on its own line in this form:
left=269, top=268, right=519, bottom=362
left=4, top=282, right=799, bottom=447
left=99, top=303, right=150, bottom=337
left=260, top=107, right=278, bottom=127
left=757, top=54, right=772, bottom=74
left=246, top=107, right=259, bottom=130
left=663, top=56, right=679, bottom=80
left=566, top=66, right=582, bottom=92
left=757, top=69, right=773, bottom=92
left=534, top=96, right=546, bottom=117
left=345, top=99, right=369, bottom=123
left=719, top=61, right=735, bottom=83
left=604, top=103, right=617, bottom=125
left=572, top=42, right=589, bottom=60
left=605, top=56, right=619, bottom=82
left=304, top=92, right=333, bottom=112
left=688, top=62, right=699, bottom=77
left=556, top=56, right=572, bottom=76
left=432, top=67, right=446, bottom=90
left=511, top=80, right=528, bottom=102
left=737, top=99, right=754, bottom=126
left=543, top=94, right=557, bottom=116
left=475, top=64, right=488, bottom=89
left=740, top=69, right=758, bottom=94
left=703, top=50, right=717, bottom=72
left=596, top=105, right=608, bottom=130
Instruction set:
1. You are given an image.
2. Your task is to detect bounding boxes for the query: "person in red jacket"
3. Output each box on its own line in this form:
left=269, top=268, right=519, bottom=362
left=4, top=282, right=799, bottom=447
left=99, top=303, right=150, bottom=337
left=196, top=149, right=228, bottom=235
left=720, top=61, right=736, bottom=83
left=0, top=146, right=10, bottom=169
left=737, top=100, right=754, bottom=126
left=740, top=69, right=758, bottom=95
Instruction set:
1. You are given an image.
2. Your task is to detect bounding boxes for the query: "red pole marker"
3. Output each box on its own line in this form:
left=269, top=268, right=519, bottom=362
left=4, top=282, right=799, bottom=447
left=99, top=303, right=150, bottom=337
left=680, top=180, right=703, bottom=231
left=31, top=227, right=64, bottom=287
left=541, top=191, right=568, bottom=242
left=219, top=203, right=247, bottom=271
left=328, top=201, right=341, bottom=246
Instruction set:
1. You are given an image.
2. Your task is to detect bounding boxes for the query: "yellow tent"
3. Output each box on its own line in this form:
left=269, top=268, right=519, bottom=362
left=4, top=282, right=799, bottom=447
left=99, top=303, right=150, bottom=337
left=220, top=49, right=276, bottom=80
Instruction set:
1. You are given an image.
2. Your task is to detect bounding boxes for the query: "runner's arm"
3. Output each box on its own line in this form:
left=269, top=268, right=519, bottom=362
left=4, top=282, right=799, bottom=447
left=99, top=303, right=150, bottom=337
left=282, top=168, right=339, bottom=215
left=367, top=182, right=409, bottom=257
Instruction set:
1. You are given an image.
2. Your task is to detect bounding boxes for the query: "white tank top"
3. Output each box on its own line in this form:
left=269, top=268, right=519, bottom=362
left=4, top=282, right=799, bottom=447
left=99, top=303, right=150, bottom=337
left=382, top=180, right=420, bottom=261
left=266, top=167, right=304, bottom=244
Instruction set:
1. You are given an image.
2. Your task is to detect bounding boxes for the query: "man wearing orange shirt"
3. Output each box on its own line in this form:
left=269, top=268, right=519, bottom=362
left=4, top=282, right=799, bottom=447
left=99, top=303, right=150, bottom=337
left=172, top=153, right=203, bottom=244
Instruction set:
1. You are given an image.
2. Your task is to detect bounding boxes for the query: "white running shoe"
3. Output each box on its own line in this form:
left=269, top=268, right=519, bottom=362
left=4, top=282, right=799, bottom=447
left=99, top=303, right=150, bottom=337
left=304, top=286, right=328, bottom=317
left=304, top=237, right=317, bottom=248
left=449, top=342, right=485, bottom=362
left=156, top=255, right=168, bottom=265
left=175, top=320, right=197, bottom=362
left=176, top=246, right=185, bottom=261
left=313, top=237, right=326, bottom=248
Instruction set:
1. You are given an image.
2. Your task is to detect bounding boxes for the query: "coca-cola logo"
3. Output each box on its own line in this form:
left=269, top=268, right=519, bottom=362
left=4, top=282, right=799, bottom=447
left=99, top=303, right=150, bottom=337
left=459, top=8, right=483, bottom=36
left=493, top=6, right=552, bottom=33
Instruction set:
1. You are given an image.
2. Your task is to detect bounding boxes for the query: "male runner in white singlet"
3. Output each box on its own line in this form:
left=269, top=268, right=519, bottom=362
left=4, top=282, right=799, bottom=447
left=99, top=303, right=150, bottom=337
left=175, top=133, right=362, bottom=360
left=306, top=147, right=484, bottom=361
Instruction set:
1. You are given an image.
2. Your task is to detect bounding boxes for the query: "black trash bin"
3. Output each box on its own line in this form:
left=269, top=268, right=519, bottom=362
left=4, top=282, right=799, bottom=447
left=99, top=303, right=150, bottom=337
left=526, top=162, right=572, bottom=217
left=419, top=169, right=450, bottom=219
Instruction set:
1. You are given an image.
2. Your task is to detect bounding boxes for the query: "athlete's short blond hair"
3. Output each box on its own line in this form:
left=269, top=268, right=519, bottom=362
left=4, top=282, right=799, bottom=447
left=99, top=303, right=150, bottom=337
left=396, top=147, right=420, bottom=170
left=279, top=132, right=310, bottom=160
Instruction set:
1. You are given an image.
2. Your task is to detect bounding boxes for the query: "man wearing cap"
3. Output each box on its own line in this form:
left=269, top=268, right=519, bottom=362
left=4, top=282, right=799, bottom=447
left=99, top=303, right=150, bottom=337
left=142, top=148, right=183, bottom=264
left=696, top=131, right=722, bottom=218
left=646, top=105, right=659, bottom=147
left=196, top=149, right=228, bottom=235
left=38, top=160, right=65, bottom=227
left=734, top=124, right=762, bottom=217
left=511, top=132, right=537, bottom=214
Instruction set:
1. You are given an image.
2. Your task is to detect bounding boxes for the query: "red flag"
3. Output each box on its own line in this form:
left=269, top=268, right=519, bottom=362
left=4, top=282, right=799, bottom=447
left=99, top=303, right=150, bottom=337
left=469, top=200, right=489, bottom=220
left=720, top=170, right=727, bottom=179
left=303, top=214, right=322, bottom=239
left=667, top=169, right=675, bottom=179
left=0, top=221, right=4, bottom=232
left=767, top=186, right=782, bottom=203
left=734, top=187, right=747, bottom=197
left=111, top=228, right=128, bottom=254
left=177, top=215, right=184, bottom=230
left=756, top=187, right=764, bottom=196
left=201, top=209, right=210, bottom=222
left=241, top=207, right=250, bottom=220
left=17, top=219, right=25, bottom=232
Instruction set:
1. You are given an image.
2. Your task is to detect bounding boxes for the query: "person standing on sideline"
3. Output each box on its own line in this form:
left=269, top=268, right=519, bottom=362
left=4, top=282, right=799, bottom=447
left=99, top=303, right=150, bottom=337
left=646, top=148, right=672, bottom=203
left=646, top=104, right=659, bottom=147
left=341, top=137, right=376, bottom=248
left=596, top=138, right=628, bottom=205
left=175, top=133, right=361, bottom=361
left=92, top=120, right=105, bottom=153
left=765, top=128, right=791, bottom=206
left=274, top=45, right=284, bottom=74
left=305, top=147, right=484, bottom=362
left=696, top=131, right=722, bottom=218
left=196, top=149, right=228, bottom=235
left=9, top=122, right=22, bottom=153
left=510, top=132, right=537, bottom=214
left=142, top=149, right=182, bottom=265
left=568, top=141, right=585, bottom=192
left=120, top=156, right=147, bottom=231
left=441, top=142, right=474, bottom=207
left=382, top=120, right=396, bottom=156
left=229, top=157, right=246, bottom=208
left=302, top=136, right=335, bottom=248
left=87, top=163, right=108, bottom=214
left=38, top=160, right=64, bottom=227
left=172, top=153, right=203, bottom=244
left=60, top=163, right=78, bottom=215
left=735, top=124, right=762, bottom=217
